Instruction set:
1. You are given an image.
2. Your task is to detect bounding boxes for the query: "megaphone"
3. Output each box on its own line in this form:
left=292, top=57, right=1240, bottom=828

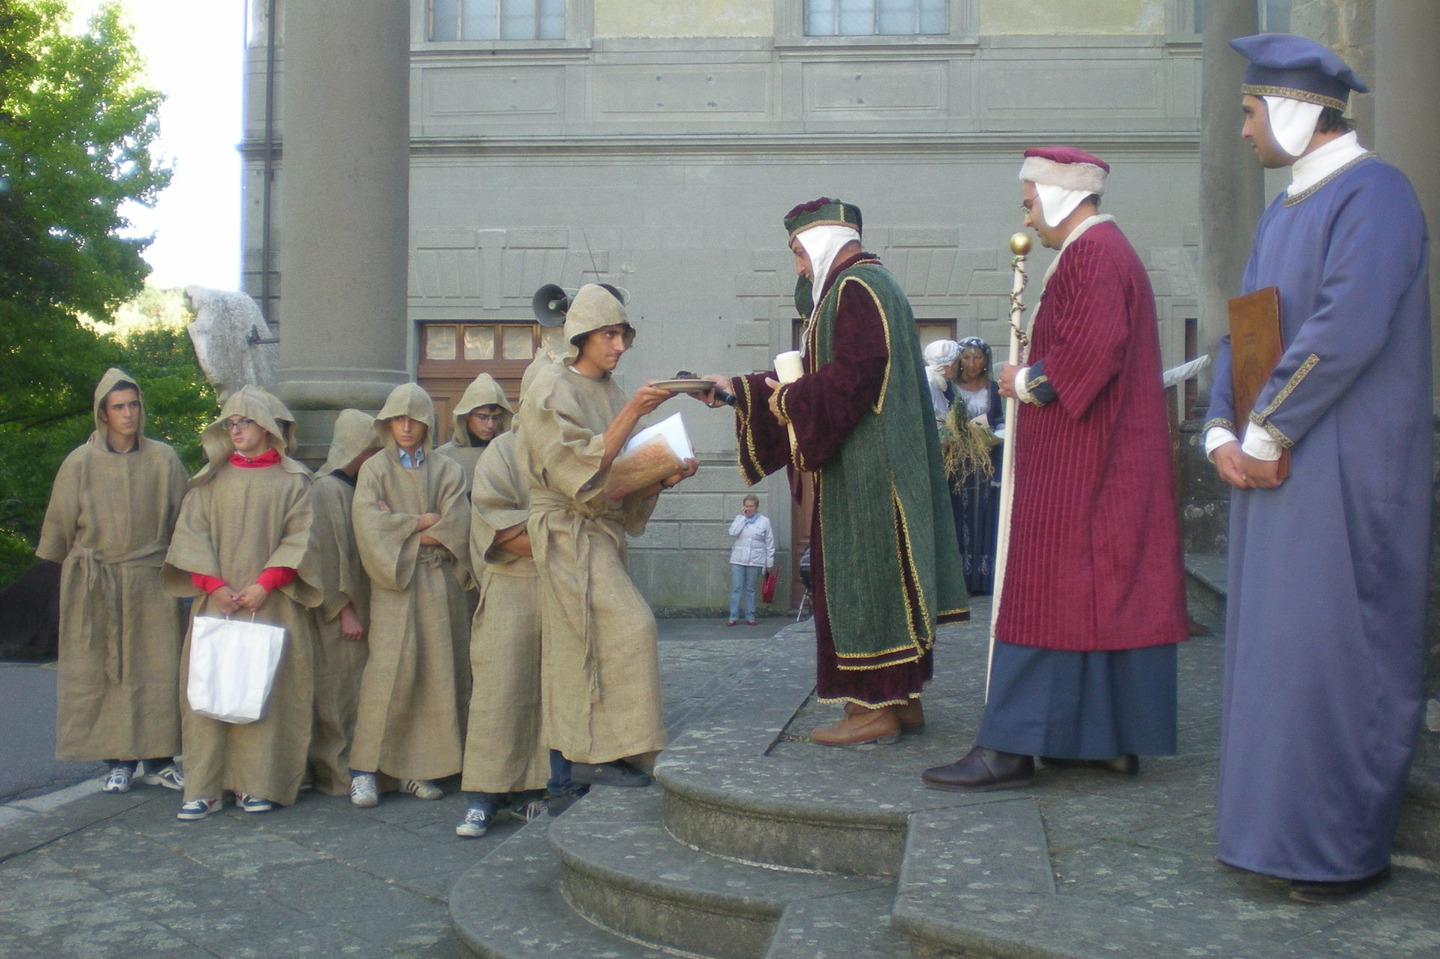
left=531, top=282, right=632, bottom=327
left=531, top=284, right=569, bottom=327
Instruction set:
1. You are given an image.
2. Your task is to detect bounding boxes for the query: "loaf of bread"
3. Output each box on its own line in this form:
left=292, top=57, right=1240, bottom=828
left=604, top=436, right=682, bottom=500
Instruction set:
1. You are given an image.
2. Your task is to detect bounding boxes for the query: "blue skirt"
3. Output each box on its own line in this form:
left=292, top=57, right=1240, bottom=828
left=976, top=641, right=1177, bottom=758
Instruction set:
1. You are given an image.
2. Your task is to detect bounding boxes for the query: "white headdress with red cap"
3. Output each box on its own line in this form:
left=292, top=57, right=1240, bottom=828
left=1018, top=147, right=1110, bottom=229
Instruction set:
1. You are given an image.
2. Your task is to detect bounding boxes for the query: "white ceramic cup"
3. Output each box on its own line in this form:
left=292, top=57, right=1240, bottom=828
left=774, top=350, right=805, bottom=384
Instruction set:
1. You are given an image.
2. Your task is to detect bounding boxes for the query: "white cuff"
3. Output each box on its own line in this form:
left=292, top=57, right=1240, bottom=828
left=1204, top=426, right=1239, bottom=460
left=1014, top=367, right=1034, bottom=405
left=1241, top=424, right=1283, bottom=461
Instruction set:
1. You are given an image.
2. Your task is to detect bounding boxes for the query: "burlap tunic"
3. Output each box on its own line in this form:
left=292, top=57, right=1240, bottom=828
left=163, top=389, right=321, bottom=805
left=461, top=430, right=550, bottom=793
left=351, top=385, right=472, bottom=781
left=435, top=373, right=513, bottom=495
left=37, top=369, right=189, bottom=762
left=306, top=409, right=379, bottom=796
left=518, top=363, right=664, bottom=765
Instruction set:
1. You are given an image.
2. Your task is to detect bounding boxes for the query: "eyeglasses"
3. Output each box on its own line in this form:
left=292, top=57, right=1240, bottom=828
left=1020, top=199, right=1035, bottom=213
left=470, top=412, right=505, bottom=423
left=223, top=418, right=256, bottom=431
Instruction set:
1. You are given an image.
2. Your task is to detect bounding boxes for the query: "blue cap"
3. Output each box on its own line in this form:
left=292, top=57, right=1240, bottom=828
left=1230, top=33, right=1368, bottom=112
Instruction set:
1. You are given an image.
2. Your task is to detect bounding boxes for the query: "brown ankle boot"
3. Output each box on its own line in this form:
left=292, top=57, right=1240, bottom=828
left=844, top=700, right=924, bottom=733
left=813, top=705, right=901, bottom=746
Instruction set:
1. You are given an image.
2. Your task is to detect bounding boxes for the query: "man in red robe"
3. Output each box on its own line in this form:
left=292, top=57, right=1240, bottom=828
left=922, top=147, right=1188, bottom=791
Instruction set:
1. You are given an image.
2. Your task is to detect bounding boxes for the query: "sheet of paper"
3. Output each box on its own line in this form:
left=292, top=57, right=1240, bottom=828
left=623, top=412, right=693, bottom=461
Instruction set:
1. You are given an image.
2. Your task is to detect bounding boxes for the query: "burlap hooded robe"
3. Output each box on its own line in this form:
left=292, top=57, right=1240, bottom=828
left=162, top=387, right=322, bottom=804
left=517, top=285, right=665, bottom=764
left=306, top=409, right=380, bottom=795
left=436, top=373, right=513, bottom=494
left=37, top=368, right=190, bottom=761
left=461, top=427, right=551, bottom=793
left=350, top=383, right=472, bottom=781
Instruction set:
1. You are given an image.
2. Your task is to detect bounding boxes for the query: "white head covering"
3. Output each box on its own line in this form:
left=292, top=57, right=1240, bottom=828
left=1018, top=150, right=1109, bottom=229
left=923, top=339, right=960, bottom=374
left=1261, top=95, right=1325, bottom=158
left=795, top=224, right=861, bottom=310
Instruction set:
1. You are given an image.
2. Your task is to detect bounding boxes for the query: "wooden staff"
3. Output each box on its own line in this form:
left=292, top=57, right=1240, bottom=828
left=986, top=231, right=1031, bottom=699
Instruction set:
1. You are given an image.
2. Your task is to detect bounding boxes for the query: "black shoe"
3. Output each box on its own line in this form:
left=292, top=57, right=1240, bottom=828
left=1289, top=867, right=1391, bottom=904
left=545, top=788, right=588, bottom=817
left=1040, top=754, right=1139, bottom=775
left=571, top=761, right=652, bottom=788
left=921, top=747, right=1034, bottom=792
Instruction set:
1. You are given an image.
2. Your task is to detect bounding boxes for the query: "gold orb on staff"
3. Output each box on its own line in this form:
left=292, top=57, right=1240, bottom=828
left=1009, top=231, right=1032, bottom=257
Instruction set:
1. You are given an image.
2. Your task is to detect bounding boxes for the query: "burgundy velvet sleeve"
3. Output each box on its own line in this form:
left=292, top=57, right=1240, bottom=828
left=779, top=278, right=888, bottom=470
left=1037, top=242, right=1129, bottom=420
left=732, top=372, right=791, bottom=485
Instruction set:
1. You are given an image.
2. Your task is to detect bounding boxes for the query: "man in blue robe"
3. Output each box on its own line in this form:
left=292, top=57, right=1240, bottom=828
left=1205, top=34, right=1431, bottom=903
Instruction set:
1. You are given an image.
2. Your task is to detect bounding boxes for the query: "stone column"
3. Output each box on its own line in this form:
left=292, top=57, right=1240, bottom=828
left=1198, top=0, right=1262, bottom=371
left=1375, top=0, right=1440, bottom=757
left=277, top=0, right=411, bottom=462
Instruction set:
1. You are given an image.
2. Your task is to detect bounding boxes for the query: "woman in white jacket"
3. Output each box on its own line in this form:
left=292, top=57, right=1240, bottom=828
left=726, top=495, right=774, bottom=626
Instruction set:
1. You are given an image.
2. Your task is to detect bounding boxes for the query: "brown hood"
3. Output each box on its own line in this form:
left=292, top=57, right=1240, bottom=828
left=192, top=385, right=303, bottom=487
left=449, top=373, right=513, bottom=446
left=90, top=367, right=146, bottom=449
left=320, top=409, right=380, bottom=477
left=375, top=383, right=437, bottom=453
left=561, top=284, right=634, bottom=366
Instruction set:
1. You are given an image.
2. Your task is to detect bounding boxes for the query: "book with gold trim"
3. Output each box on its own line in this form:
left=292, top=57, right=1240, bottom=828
left=1227, top=286, right=1290, bottom=480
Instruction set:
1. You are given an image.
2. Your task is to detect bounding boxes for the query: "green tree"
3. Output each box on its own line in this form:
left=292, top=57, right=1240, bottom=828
left=0, top=1, right=185, bottom=585
left=0, top=0, right=170, bottom=431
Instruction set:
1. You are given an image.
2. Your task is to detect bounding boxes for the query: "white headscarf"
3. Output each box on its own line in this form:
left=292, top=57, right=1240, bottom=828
left=923, top=339, right=960, bottom=374
left=1034, top=183, right=1091, bottom=229
left=796, top=224, right=861, bottom=310
left=1262, top=95, right=1325, bottom=158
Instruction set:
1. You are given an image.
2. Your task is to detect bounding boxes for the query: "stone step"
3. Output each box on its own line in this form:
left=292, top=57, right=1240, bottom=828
left=550, top=786, right=885, bottom=959
left=449, top=816, right=671, bottom=959
left=764, top=886, right=915, bottom=959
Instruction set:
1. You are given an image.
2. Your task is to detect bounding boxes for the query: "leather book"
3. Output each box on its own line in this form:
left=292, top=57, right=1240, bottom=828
left=1227, top=286, right=1290, bottom=480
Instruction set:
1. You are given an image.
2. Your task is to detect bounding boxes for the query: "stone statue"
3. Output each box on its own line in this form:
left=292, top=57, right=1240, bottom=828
left=183, top=286, right=279, bottom=402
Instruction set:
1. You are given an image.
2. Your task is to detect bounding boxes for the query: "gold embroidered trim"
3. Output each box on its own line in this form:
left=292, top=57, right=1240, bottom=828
left=1202, top=417, right=1235, bottom=434
left=1249, top=415, right=1295, bottom=450
left=735, top=377, right=764, bottom=483
left=1284, top=153, right=1376, bottom=207
left=938, top=606, right=970, bottom=618
left=834, top=653, right=922, bottom=671
left=778, top=384, right=807, bottom=472
left=835, top=641, right=924, bottom=659
left=1254, top=352, right=1319, bottom=421
left=815, top=695, right=921, bottom=707
left=1241, top=83, right=1346, bottom=112
left=890, top=481, right=934, bottom=654
left=837, top=277, right=891, bottom=416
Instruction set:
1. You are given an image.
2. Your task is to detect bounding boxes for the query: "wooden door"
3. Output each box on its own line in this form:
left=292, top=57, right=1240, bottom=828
left=417, top=322, right=565, bottom=443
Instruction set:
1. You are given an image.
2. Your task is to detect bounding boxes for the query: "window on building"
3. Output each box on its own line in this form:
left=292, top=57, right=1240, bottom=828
left=418, top=321, right=564, bottom=441
left=804, top=0, right=947, bottom=37
left=430, top=0, right=565, bottom=41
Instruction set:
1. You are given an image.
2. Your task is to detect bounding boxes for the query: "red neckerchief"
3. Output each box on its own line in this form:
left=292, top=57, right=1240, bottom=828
left=229, top=449, right=282, bottom=469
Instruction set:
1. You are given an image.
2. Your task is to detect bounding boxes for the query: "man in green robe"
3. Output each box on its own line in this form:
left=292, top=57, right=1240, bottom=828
left=703, top=198, right=967, bottom=746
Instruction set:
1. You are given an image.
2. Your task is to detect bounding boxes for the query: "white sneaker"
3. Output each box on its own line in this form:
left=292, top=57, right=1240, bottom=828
left=176, top=796, right=222, bottom=821
left=139, top=761, right=184, bottom=791
left=101, top=766, right=132, bottom=794
left=349, top=772, right=379, bottom=807
left=400, top=778, right=443, bottom=800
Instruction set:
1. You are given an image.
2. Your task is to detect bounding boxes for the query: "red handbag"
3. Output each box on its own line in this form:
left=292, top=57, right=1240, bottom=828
left=760, top=570, right=778, bottom=604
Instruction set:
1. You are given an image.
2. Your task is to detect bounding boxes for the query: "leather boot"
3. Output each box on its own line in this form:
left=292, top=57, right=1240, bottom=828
left=921, top=746, right=1034, bottom=791
left=812, top=705, right=901, bottom=746
left=844, top=699, right=924, bottom=733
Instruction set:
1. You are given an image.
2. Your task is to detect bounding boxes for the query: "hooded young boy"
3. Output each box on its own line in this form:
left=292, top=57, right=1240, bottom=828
left=38, top=368, right=190, bottom=794
left=162, top=386, right=322, bottom=820
left=306, top=409, right=382, bottom=796
left=348, top=383, right=472, bottom=806
left=435, top=372, right=513, bottom=494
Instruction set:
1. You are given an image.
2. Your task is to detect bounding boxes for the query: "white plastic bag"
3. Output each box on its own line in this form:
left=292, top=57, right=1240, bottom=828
left=187, top=615, right=287, bottom=724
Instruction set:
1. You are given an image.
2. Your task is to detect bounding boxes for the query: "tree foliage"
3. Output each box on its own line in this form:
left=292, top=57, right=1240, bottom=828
left=0, top=2, right=206, bottom=586
left=0, top=0, right=171, bottom=432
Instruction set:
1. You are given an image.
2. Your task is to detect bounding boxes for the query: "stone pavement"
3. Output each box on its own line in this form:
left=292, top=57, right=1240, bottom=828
left=0, top=616, right=779, bottom=958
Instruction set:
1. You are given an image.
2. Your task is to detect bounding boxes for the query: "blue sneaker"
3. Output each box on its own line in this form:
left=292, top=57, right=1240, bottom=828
left=236, top=793, right=273, bottom=814
left=455, top=806, right=491, bottom=838
left=176, top=796, right=223, bottom=821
